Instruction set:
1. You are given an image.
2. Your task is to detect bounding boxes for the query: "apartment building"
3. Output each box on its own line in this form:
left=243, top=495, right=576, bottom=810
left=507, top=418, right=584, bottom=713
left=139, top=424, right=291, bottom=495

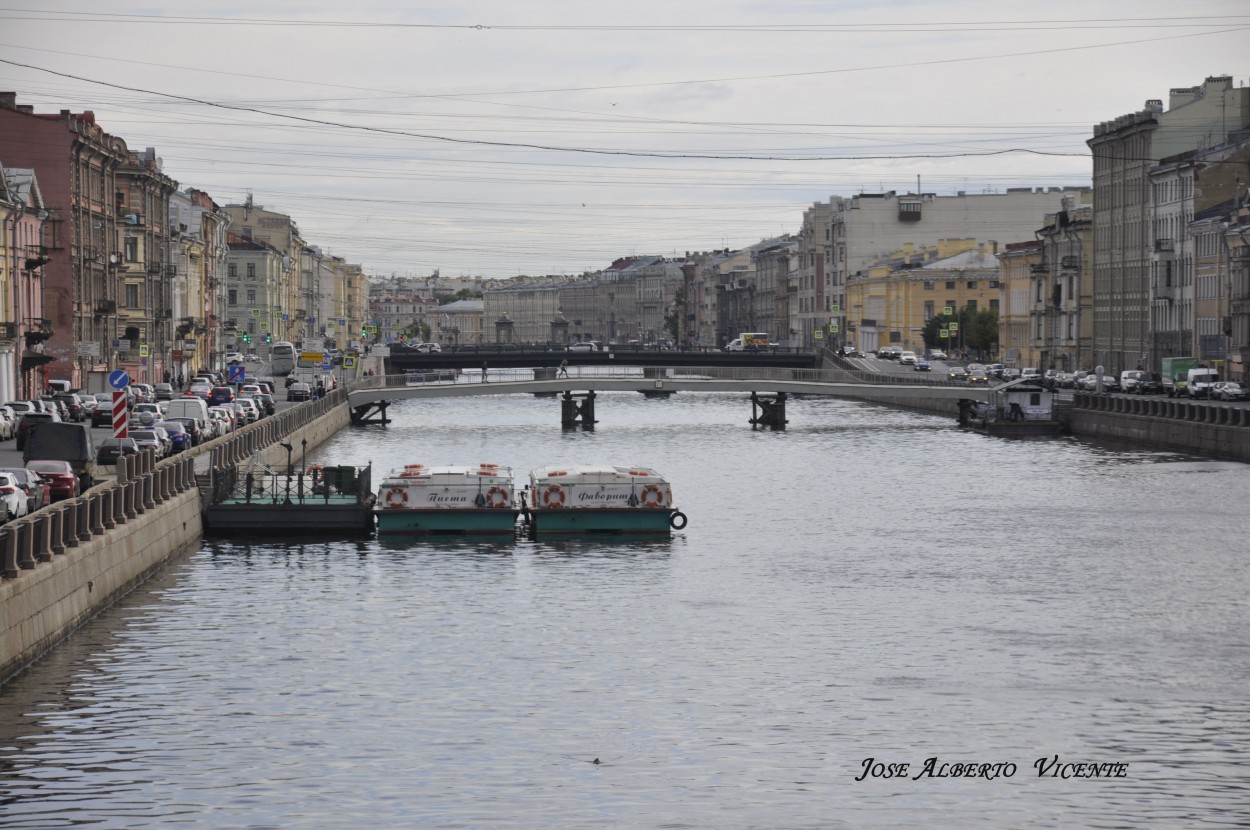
left=1031, top=198, right=1094, bottom=372
left=1088, top=75, right=1250, bottom=375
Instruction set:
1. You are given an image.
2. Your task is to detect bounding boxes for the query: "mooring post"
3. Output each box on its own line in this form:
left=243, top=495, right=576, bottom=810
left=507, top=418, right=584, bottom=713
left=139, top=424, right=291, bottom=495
left=748, top=392, right=788, bottom=431
left=560, top=390, right=598, bottom=430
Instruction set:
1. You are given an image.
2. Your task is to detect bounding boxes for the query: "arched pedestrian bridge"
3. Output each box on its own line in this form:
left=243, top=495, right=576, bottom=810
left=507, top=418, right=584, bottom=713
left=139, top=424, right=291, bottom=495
left=346, top=366, right=996, bottom=426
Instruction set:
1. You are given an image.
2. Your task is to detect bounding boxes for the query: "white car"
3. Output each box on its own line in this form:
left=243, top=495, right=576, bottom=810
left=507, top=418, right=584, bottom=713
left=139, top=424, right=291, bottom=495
left=225, top=351, right=246, bottom=364
left=0, top=471, right=29, bottom=521
left=928, top=350, right=947, bottom=360
left=568, top=342, right=597, bottom=352
left=415, top=343, right=442, bottom=353
left=899, top=351, right=917, bottom=365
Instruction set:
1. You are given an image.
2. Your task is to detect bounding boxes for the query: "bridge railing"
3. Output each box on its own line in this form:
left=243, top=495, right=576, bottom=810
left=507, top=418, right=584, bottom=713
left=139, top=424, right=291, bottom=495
left=366, top=367, right=848, bottom=387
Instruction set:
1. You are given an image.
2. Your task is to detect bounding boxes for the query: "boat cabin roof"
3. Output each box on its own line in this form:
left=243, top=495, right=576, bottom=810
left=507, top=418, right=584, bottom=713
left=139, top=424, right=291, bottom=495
left=530, top=464, right=667, bottom=485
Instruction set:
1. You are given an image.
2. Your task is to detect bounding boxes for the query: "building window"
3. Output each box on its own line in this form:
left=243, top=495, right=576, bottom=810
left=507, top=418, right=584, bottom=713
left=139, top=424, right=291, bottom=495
left=247, top=262, right=256, bottom=279
left=923, top=281, right=934, bottom=290
left=967, top=281, right=977, bottom=289
left=945, top=281, right=956, bottom=290
left=125, top=283, right=140, bottom=308
left=228, top=289, right=237, bottom=306
left=124, top=237, right=138, bottom=262
left=228, top=263, right=237, bottom=278
left=924, top=301, right=934, bottom=320
left=247, top=289, right=256, bottom=305
left=966, top=300, right=977, bottom=312
left=989, top=299, right=999, bottom=312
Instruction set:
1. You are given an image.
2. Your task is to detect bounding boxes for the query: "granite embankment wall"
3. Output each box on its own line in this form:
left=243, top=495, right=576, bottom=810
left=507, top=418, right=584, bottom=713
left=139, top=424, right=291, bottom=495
left=0, top=389, right=353, bottom=686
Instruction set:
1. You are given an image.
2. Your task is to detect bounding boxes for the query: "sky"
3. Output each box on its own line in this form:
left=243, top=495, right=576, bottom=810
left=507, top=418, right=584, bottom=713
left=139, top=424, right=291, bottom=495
left=1, top=2, right=1247, bottom=279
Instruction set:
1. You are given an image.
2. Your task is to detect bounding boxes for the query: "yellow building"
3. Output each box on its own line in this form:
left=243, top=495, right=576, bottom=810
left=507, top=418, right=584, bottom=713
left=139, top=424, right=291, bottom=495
left=847, top=239, right=1001, bottom=356
left=997, top=240, right=1043, bottom=367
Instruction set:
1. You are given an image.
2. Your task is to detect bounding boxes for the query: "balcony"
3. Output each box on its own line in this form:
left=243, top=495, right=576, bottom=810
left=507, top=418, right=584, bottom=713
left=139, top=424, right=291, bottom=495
left=1061, top=255, right=1081, bottom=269
left=94, top=300, right=117, bottom=316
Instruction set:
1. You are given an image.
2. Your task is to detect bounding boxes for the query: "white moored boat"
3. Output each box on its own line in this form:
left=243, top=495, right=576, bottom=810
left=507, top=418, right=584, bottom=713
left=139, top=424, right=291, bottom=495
left=525, top=465, right=686, bottom=535
left=375, top=463, right=519, bottom=535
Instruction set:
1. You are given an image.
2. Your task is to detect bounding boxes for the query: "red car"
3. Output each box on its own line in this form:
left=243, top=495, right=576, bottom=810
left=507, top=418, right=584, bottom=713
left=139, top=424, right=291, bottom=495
left=25, top=460, right=80, bottom=502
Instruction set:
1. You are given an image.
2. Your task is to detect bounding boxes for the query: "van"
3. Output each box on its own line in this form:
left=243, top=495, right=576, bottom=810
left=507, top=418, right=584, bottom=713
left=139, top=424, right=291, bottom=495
left=165, top=398, right=211, bottom=433
left=1186, top=367, right=1220, bottom=399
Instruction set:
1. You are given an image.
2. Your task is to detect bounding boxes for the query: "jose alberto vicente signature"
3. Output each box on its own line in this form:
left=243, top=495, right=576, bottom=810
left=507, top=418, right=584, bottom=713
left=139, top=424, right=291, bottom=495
left=854, top=756, right=1130, bottom=781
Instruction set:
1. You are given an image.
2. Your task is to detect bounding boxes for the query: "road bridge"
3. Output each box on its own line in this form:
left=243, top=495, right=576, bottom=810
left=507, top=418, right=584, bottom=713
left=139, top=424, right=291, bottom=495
left=346, top=366, right=994, bottom=427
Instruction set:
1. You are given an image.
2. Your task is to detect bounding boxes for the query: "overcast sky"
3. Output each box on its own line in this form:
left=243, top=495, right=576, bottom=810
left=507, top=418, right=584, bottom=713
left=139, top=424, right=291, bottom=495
left=2, top=2, right=1247, bottom=279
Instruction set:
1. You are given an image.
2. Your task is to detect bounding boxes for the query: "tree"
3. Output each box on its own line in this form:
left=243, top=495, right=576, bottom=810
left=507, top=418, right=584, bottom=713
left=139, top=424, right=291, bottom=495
left=921, top=305, right=998, bottom=357
left=664, top=286, right=686, bottom=343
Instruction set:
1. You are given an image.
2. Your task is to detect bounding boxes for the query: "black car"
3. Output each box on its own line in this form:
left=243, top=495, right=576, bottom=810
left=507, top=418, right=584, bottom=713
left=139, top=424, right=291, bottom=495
left=96, top=437, right=140, bottom=465
left=91, top=403, right=116, bottom=428
left=1136, top=373, right=1164, bottom=395
left=255, top=393, right=277, bottom=416
left=16, top=411, right=60, bottom=450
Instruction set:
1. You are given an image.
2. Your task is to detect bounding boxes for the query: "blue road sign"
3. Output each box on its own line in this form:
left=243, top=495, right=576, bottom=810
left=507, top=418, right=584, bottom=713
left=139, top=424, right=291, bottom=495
left=108, top=369, right=130, bottom=389
left=321, top=360, right=333, bottom=371
left=228, top=365, right=246, bottom=383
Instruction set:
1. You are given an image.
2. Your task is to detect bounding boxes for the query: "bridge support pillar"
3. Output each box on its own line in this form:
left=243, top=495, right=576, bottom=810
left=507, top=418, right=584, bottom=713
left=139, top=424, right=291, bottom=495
left=350, top=401, right=390, bottom=425
left=561, top=391, right=598, bottom=430
left=749, top=392, right=788, bottom=431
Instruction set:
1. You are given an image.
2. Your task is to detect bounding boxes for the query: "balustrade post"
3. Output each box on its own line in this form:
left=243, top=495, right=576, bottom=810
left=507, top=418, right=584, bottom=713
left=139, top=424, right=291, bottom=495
left=123, top=479, right=138, bottom=520
left=1, top=526, right=16, bottom=579
left=89, top=492, right=105, bottom=534
left=103, top=486, right=117, bottom=529
left=62, top=501, right=80, bottom=548
left=16, top=521, right=36, bottom=570
left=142, top=468, right=156, bottom=510
left=34, top=515, right=54, bottom=563
left=50, top=506, right=66, bottom=556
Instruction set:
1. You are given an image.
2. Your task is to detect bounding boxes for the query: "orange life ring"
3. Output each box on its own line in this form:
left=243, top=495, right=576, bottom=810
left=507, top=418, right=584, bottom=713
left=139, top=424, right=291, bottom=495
left=385, top=487, right=408, bottom=508
left=542, top=484, right=566, bottom=508
left=485, top=486, right=510, bottom=508
left=641, top=484, right=664, bottom=507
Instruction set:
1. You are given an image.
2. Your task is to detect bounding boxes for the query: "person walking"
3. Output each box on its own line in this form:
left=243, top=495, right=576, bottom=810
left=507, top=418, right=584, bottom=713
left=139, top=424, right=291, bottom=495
left=481, top=360, right=489, bottom=383
left=558, top=359, right=569, bottom=378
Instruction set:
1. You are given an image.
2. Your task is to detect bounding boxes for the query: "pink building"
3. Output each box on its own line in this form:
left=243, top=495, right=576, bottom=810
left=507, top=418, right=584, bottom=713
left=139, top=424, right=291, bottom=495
left=1, top=163, right=50, bottom=399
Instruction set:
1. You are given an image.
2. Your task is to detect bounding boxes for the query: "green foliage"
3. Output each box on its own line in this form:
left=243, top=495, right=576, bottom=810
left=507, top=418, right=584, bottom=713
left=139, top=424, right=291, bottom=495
left=664, top=286, right=686, bottom=342
left=921, top=305, right=998, bottom=356
left=434, top=288, right=481, bottom=304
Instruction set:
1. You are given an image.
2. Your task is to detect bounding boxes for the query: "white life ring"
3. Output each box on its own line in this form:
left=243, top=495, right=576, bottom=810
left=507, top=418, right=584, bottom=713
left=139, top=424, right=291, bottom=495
left=385, top=487, right=408, bottom=509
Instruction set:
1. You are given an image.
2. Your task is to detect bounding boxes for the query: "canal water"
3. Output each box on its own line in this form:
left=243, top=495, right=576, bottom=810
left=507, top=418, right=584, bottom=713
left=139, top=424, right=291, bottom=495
left=1, top=392, right=1248, bottom=828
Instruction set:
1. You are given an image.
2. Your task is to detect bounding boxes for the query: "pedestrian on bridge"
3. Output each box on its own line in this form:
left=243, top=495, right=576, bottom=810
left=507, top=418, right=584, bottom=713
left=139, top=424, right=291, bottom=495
left=559, top=359, right=569, bottom=378
left=481, top=360, right=489, bottom=383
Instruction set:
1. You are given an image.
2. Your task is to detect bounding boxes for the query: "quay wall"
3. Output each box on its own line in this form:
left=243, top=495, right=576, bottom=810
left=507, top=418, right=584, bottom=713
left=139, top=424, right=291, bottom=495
left=1, top=389, right=353, bottom=687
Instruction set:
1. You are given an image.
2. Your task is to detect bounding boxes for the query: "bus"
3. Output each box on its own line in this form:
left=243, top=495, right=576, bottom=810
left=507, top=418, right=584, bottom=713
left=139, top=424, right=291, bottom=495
left=269, top=340, right=296, bottom=376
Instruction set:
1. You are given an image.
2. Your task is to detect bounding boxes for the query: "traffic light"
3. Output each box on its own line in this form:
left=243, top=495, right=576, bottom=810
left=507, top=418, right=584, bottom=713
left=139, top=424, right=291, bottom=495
left=242, top=333, right=250, bottom=343
left=265, top=333, right=272, bottom=344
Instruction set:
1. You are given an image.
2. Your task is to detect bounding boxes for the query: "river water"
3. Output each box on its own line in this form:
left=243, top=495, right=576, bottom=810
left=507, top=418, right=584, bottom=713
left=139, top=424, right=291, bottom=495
left=1, top=392, right=1248, bottom=828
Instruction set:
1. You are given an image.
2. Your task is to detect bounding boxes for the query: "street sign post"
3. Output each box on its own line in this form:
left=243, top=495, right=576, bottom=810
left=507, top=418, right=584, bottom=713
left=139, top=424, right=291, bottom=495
left=112, top=391, right=128, bottom=439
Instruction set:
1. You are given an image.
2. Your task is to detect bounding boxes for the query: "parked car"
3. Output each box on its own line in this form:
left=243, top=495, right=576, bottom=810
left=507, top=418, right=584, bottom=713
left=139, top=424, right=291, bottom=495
left=567, top=342, right=597, bottom=352
left=25, top=459, right=80, bottom=502
left=1136, top=373, right=1164, bottom=395
left=1020, top=368, right=1041, bottom=382
left=154, top=382, right=175, bottom=401
left=96, top=437, right=140, bottom=465
left=1218, top=381, right=1250, bottom=401
left=0, top=471, right=29, bottom=521
left=287, top=382, right=312, bottom=402
left=16, top=410, right=61, bottom=450
left=0, top=467, right=49, bottom=513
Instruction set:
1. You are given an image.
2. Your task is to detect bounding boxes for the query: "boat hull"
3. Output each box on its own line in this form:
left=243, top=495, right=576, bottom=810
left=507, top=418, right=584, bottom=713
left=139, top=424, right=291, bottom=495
left=375, top=508, right=519, bottom=536
left=528, top=507, right=674, bottom=535
left=967, top=419, right=1064, bottom=437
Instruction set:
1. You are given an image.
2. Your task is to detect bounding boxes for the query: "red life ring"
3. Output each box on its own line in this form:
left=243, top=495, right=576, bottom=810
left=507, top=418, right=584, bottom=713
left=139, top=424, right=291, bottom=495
left=385, top=487, right=408, bottom=509
left=641, top=484, right=664, bottom=507
left=307, top=465, right=325, bottom=484
left=485, top=486, right=510, bottom=508
left=542, top=484, right=566, bottom=508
